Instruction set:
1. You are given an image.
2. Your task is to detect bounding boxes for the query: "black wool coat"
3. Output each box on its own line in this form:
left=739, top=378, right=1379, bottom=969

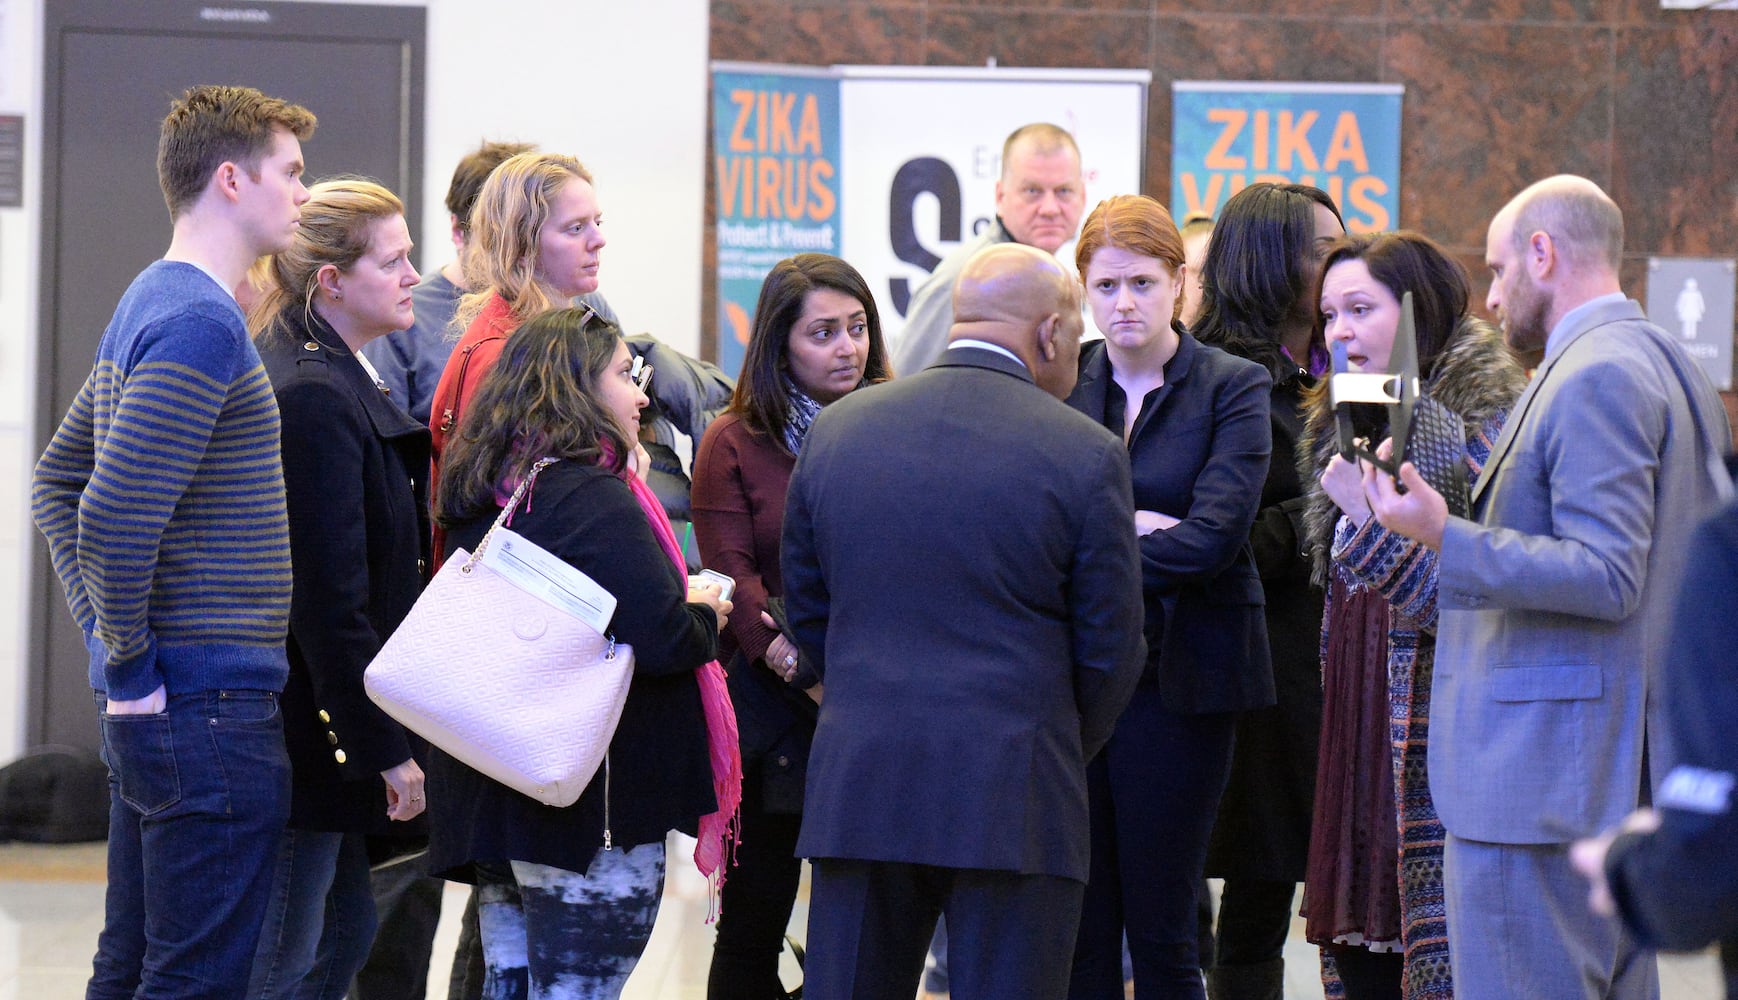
left=426, top=461, right=721, bottom=882
left=260, top=310, right=431, bottom=836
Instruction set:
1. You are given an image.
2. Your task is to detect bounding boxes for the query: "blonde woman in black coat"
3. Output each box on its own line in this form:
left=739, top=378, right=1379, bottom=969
left=247, top=179, right=430, bottom=999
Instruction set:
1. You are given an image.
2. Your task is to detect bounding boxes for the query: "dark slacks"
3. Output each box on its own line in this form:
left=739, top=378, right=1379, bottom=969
left=805, top=858, right=1084, bottom=1000
left=1214, top=878, right=1296, bottom=967
left=1070, top=684, right=1237, bottom=1000
left=350, top=865, right=445, bottom=1000
left=707, top=765, right=804, bottom=1000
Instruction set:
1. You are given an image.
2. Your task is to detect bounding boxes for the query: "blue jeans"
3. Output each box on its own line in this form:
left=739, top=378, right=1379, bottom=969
left=249, top=829, right=378, bottom=999
left=477, top=843, right=666, bottom=1000
left=89, top=688, right=291, bottom=1000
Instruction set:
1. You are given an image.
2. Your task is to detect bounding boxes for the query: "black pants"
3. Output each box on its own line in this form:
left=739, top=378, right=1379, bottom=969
left=708, top=766, right=804, bottom=1000
left=348, top=865, right=444, bottom=1000
left=1069, top=685, right=1238, bottom=1000
left=805, top=859, right=1084, bottom=1000
left=445, top=888, right=485, bottom=1000
left=1213, top=878, right=1296, bottom=968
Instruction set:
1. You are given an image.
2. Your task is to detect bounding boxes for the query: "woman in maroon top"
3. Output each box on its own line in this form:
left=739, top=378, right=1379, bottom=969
left=694, top=253, right=892, bottom=1000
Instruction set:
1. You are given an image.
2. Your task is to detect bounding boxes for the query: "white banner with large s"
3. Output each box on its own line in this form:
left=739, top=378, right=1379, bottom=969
left=711, top=62, right=1150, bottom=374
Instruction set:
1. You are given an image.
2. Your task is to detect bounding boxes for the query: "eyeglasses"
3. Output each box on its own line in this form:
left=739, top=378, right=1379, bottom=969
left=629, top=355, right=654, bottom=392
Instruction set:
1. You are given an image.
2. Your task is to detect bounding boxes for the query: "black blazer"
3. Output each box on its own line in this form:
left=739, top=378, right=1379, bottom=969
left=260, top=312, right=431, bottom=835
left=1067, top=335, right=1276, bottom=714
left=783, top=347, right=1147, bottom=882
left=426, top=461, right=721, bottom=882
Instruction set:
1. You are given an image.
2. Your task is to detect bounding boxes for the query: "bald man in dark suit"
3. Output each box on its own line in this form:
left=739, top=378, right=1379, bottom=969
left=781, top=243, right=1147, bottom=1000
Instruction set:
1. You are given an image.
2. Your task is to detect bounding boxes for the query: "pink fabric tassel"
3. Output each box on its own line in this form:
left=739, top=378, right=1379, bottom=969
left=616, top=451, right=743, bottom=920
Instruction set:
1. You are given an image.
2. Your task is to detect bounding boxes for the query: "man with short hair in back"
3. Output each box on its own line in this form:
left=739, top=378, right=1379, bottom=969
left=31, top=84, right=315, bottom=999
left=892, top=122, right=1087, bottom=374
left=361, top=140, right=532, bottom=423
left=1364, top=174, right=1732, bottom=999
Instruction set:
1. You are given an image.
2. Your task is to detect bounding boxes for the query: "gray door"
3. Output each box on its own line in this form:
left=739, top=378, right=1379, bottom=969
left=32, top=0, right=425, bottom=751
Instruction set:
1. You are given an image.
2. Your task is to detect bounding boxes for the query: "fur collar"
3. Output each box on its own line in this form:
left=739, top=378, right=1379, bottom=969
left=1298, top=317, right=1529, bottom=585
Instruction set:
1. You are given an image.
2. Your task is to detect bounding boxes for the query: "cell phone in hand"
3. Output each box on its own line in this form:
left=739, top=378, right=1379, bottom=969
left=691, top=568, right=736, bottom=602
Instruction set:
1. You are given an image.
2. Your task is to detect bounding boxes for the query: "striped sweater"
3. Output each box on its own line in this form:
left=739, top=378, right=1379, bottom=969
left=32, top=261, right=291, bottom=699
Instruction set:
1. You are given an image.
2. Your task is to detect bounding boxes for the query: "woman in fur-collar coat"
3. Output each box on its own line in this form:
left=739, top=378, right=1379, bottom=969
left=1299, top=231, right=1528, bottom=1000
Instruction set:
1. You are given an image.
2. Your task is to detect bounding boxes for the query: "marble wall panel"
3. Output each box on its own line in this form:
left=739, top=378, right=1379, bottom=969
left=923, top=9, right=1152, bottom=68
left=711, top=0, right=793, bottom=62
left=1611, top=23, right=1738, bottom=256
left=1146, top=0, right=1381, bottom=14
left=930, top=0, right=1153, bottom=13
left=790, top=6, right=926, bottom=65
left=1146, top=15, right=1385, bottom=203
left=1384, top=22, right=1612, bottom=252
left=1385, top=0, right=1615, bottom=23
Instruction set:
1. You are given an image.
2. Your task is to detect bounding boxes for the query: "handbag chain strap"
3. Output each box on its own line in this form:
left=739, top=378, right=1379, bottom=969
left=461, top=457, right=560, bottom=573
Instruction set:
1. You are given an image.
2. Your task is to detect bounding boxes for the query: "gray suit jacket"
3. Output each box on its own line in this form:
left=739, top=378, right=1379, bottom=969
left=1431, top=298, right=1731, bottom=844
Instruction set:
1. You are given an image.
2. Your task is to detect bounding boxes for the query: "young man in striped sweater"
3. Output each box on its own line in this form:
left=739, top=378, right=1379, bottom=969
left=31, top=84, right=315, bottom=1000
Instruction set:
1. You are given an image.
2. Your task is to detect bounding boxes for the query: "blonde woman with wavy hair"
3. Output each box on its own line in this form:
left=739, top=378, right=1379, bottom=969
left=428, top=152, right=606, bottom=537
left=249, top=178, right=406, bottom=332
left=246, top=176, right=432, bottom=1000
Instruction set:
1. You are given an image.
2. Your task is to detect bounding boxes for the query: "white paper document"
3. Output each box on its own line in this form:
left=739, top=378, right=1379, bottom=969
left=479, top=527, right=618, bottom=635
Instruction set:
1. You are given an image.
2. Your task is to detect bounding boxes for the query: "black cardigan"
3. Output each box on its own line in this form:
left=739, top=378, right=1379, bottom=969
left=260, top=311, right=432, bottom=836
left=425, top=460, right=720, bottom=881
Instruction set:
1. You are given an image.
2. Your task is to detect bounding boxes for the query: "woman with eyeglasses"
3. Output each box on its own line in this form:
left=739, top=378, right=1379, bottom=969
left=692, top=253, right=892, bottom=1000
left=426, top=306, right=741, bottom=1000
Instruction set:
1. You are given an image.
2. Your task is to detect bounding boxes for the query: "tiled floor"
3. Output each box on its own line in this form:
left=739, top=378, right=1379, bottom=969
left=0, top=838, right=1723, bottom=999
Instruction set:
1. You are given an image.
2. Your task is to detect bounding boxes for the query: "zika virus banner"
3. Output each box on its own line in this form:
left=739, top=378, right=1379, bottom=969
left=712, top=66, right=842, bottom=377
left=711, top=63, right=1150, bottom=374
left=1171, top=81, right=1403, bottom=233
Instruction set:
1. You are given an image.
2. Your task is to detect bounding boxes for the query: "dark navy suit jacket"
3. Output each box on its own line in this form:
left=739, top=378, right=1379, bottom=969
left=1067, top=335, right=1275, bottom=714
left=782, top=346, right=1147, bottom=882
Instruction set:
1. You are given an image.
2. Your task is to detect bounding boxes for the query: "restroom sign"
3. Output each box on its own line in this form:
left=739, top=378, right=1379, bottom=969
left=1646, top=257, right=1735, bottom=391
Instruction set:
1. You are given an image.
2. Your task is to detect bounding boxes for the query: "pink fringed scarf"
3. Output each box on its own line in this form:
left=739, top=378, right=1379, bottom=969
left=615, top=452, right=743, bottom=919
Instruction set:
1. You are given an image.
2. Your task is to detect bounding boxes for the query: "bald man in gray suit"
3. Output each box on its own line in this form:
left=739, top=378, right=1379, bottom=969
left=1364, top=175, right=1731, bottom=999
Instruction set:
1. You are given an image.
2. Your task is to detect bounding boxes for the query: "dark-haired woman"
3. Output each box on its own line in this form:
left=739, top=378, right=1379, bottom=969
left=246, top=179, right=429, bottom=1000
left=1065, top=194, right=1273, bottom=1000
left=695, top=253, right=892, bottom=1000
left=426, top=307, right=740, bottom=1000
left=1191, top=182, right=1343, bottom=1000
left=1300, top=231, right=1527, bottom=1000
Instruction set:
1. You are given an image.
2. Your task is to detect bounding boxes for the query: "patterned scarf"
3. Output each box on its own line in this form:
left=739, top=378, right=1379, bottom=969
left=781, top=378, right=825, bottom=455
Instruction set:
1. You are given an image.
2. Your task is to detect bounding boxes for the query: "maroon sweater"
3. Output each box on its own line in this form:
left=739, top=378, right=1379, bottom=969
left=690, top=412, right=795, bottom=666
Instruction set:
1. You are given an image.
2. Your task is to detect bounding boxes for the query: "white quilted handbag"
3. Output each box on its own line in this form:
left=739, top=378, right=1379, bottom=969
left=365, top=459, right=633, bottom=807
